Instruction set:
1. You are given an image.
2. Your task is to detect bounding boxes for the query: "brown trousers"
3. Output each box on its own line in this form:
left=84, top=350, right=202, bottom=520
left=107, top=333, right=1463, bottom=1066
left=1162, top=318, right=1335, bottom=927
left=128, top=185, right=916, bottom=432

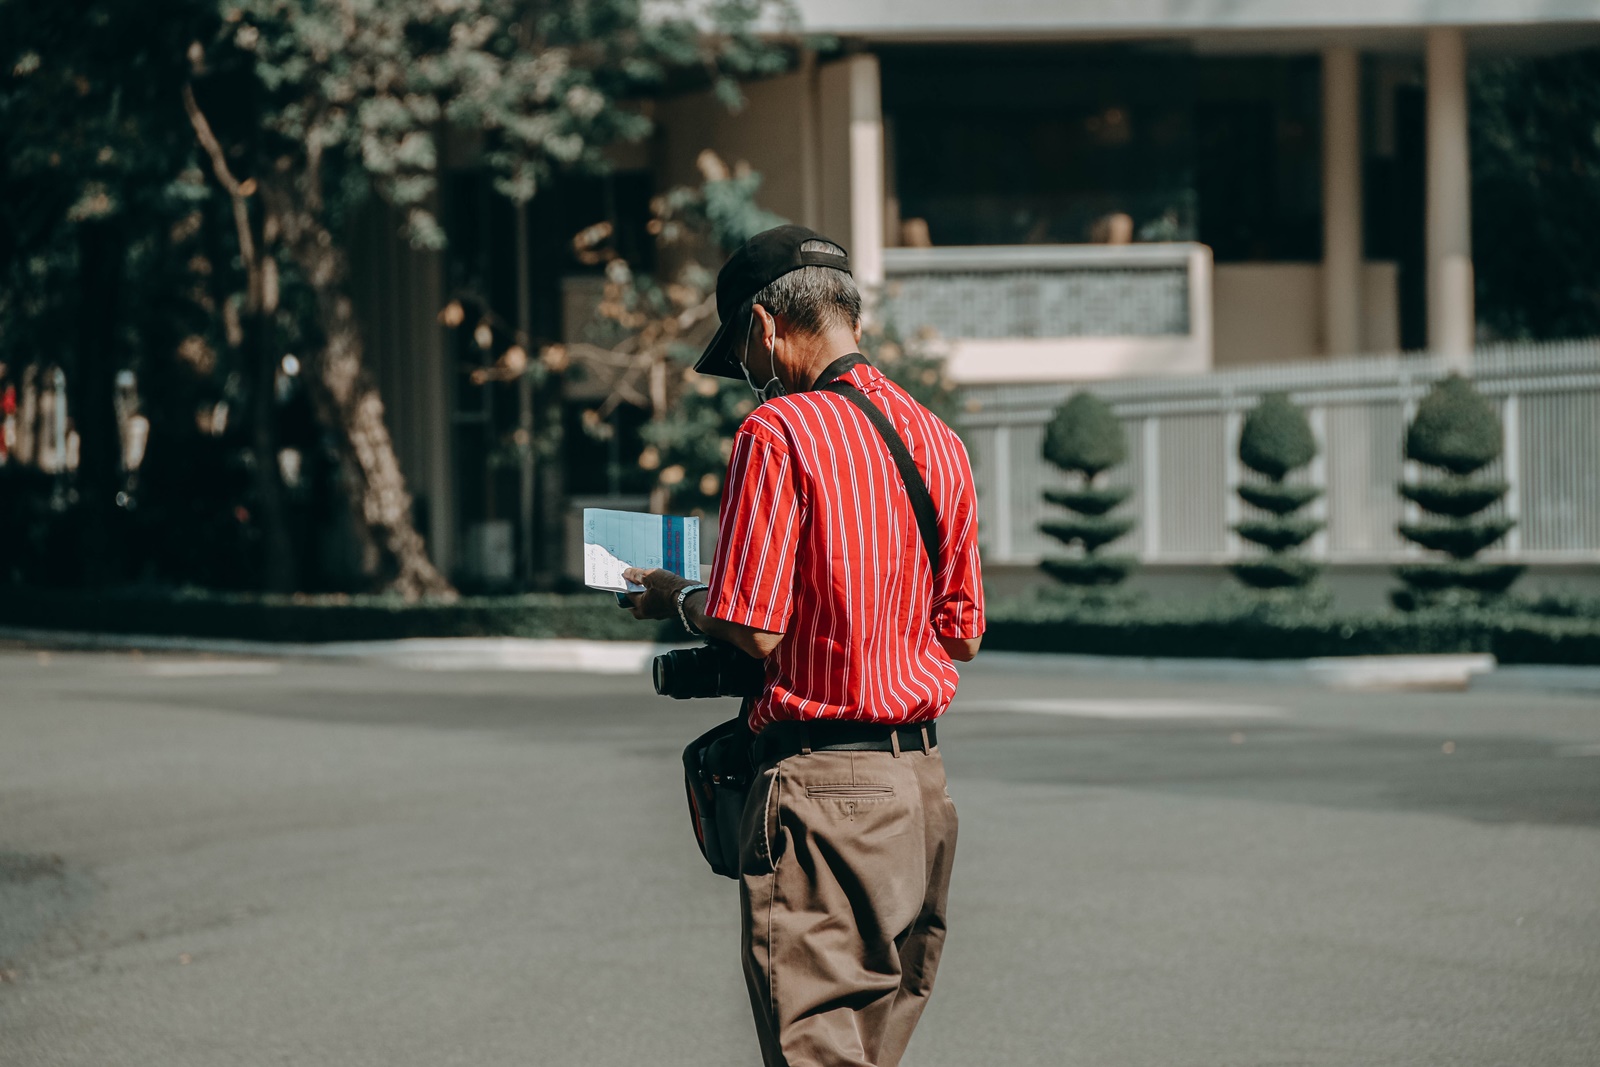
left=738, top=738, right=958, bottom=1067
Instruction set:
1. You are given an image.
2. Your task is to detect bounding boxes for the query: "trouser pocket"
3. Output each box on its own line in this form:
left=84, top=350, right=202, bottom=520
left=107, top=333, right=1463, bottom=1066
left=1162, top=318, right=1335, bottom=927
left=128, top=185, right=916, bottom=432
left=804, top=782, right=894, bottom=799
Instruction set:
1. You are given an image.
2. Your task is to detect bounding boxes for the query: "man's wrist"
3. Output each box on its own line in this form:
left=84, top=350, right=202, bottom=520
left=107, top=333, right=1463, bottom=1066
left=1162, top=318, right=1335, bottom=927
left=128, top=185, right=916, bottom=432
left=674, top=584, right=710, bottom=636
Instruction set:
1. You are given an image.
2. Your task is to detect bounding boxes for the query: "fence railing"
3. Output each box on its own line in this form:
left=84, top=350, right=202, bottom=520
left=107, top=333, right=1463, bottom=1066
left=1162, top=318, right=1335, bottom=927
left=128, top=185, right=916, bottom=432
left=956, top=339, right=1600, bottom=566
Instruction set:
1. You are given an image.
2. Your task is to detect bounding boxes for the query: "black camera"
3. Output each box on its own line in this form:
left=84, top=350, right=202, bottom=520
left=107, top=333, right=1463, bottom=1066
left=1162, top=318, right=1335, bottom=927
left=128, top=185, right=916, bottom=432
left=653, top=640, right=766, bottom=700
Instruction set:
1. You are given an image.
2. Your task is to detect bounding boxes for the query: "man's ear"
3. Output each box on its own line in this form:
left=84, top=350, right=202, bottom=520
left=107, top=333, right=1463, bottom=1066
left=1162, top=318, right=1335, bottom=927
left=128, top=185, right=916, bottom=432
left=752, top=304, right=777, bottom=350
left=853, top=319, right=863, bottom=345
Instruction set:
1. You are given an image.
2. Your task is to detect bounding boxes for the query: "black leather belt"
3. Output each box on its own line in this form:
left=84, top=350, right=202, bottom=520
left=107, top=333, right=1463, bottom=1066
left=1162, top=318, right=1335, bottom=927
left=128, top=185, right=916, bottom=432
left=752, top=719, right=938, bottom=765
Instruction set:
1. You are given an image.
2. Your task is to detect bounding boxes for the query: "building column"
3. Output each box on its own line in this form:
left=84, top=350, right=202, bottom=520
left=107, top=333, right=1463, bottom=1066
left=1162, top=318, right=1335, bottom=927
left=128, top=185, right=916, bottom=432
left=847, top=55, right=885, bottom=288
left=818, top=54, right=884, bottom=288
left=798, top=49, right=823, bottom=231
left=1322, top=45, right=1363, bottom=357
left=1426, top=27, right=1474, bottom=367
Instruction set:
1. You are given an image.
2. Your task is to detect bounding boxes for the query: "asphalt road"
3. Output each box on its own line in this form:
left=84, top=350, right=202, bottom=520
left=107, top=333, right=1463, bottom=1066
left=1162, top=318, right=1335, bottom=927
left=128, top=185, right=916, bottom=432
left=2, top=648, right=1598, bottom=1066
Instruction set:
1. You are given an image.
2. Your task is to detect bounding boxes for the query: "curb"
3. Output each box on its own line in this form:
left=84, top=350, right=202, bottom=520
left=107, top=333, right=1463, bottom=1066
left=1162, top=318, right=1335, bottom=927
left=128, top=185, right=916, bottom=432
left=4, top=627, right=1596, bottom=693
left=969, top=650, right=1504, bottom=692
left=0, top=628, right=680, bottom=675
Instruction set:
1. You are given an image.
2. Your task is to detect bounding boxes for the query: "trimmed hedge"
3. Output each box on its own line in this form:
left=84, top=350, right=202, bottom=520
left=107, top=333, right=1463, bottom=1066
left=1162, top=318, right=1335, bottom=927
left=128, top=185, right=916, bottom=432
left=1039, top=516, right=1138, bottom=553
left=1399, top=479, right=1510, bottom=518
left=1043, top=392, right=1126, bottom=477
left=1042, top=487, right=1132, bottom=516
left=1038, top=556, right=1139, bottom=587
left=0, top=588, right=679, bottom=643
left=1397, top=519, right=1518, bottom=559
left=4, top=586, right=1596, bottom=666
left=983, top=595, right=1600, bottom=665
left=1234, top=518, right=1321, bottom=552
left=1238, top=393, right=1318, bottom=481
left=1229, top=556, right=1322, bottom=589
left=1238, top=483, right=1321, bottom=516
left=1405, top=374, right=1502, bottom=475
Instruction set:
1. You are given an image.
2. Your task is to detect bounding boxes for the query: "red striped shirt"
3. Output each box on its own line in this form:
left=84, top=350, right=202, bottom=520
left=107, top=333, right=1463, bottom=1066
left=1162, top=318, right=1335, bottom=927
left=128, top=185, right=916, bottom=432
left=704, top=361, right=985, bottom=731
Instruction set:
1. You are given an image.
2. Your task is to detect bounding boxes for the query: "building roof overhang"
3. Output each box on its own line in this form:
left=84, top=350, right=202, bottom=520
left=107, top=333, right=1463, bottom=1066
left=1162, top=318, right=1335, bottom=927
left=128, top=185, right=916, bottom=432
left=790, top=0, right=1600, bottom=53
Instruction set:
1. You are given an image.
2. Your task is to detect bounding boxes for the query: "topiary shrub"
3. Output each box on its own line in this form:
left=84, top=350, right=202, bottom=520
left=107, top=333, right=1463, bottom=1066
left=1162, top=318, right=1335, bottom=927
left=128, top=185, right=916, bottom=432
left=1039, top=392, right=1137, bottom=587
left=1230, top=393, right=1322, bottom=591
left=1394, top=374, right=1523, bottom=610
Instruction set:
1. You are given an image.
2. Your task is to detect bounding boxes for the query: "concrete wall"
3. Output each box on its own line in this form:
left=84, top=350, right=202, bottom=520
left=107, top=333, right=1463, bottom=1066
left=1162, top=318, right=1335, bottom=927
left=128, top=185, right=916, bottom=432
left=653, top=69, right=813, bottom=226
left=1213, top=261, right=1400, bottom=367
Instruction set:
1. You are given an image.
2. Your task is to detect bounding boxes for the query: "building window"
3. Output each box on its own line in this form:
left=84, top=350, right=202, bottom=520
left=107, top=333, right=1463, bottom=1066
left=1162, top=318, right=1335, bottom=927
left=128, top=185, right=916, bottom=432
left=881, top=45, right=1197, bottom=247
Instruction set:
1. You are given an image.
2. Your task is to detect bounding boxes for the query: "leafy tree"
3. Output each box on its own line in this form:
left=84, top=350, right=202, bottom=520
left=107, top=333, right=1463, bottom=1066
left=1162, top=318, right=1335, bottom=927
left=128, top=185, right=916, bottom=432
left=564, top=151, right=955, bottom=521
left=1230, top=393, right=1322, bottom=591
left=176, top=0, right=790, bottom=597
left=1039, top=391, right=1136, bottom=587
left=3, top=1, right=792, bottom=596
left=1472, top=49, right=1600, bottom=340
left=0, top=0, right=247, bottom=587
left=1395, top=375, right=1522, bottom=609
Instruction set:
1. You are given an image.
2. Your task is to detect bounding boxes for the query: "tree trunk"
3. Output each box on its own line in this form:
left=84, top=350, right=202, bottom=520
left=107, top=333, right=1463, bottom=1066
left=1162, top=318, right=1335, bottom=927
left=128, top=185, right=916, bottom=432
left=180, top=83, right=296, bottom=592
left=273, top=194, right=454, bottom=600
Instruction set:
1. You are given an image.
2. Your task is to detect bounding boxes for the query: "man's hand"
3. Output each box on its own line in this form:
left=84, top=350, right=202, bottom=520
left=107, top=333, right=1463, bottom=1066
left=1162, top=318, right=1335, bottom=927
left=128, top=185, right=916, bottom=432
left=620, top=567, right=695, bottom=621
left=622, top=566, right=785, bottom=660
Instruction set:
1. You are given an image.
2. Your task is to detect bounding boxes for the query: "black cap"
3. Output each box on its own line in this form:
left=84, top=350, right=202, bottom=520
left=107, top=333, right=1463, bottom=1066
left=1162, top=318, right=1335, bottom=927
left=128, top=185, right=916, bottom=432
left=693, top=224, right=852, bottom=379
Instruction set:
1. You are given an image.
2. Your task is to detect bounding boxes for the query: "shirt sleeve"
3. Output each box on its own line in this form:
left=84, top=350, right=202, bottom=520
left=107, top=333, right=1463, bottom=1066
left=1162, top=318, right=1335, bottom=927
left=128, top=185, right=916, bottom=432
left=703, top=422, right=802, bottom=633
left=932, top=440, right=985, bottom=640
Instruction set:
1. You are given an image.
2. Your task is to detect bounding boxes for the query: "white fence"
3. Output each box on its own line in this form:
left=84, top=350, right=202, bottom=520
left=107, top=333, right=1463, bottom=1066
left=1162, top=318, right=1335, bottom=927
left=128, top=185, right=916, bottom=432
left=957, top=340, right=1600, bottom=566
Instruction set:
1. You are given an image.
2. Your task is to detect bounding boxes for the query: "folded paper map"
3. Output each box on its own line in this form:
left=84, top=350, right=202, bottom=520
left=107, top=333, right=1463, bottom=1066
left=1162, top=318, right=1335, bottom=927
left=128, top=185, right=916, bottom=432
left=582, top=508, right=701, bottom=593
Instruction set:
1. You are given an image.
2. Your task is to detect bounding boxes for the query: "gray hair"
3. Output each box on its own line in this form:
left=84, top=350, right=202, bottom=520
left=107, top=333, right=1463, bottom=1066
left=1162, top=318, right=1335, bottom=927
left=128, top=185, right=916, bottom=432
left=751, top=238, right=861, bottom=335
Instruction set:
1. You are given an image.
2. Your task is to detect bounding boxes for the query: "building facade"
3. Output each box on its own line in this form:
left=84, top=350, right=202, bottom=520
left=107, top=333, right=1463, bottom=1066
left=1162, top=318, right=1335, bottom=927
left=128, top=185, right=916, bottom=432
left=355, top=2, right=1600, bottom=590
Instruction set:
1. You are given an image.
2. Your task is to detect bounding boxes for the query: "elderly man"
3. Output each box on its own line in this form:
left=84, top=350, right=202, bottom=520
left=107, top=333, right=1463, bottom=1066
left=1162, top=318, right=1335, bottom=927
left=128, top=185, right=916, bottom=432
left=624, top=224, right=984, bottom=1067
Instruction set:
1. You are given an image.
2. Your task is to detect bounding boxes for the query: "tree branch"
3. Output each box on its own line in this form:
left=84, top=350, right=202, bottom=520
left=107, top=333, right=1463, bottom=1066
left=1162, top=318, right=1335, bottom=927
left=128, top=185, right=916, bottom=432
left=181, top=79, right=261, bottom=309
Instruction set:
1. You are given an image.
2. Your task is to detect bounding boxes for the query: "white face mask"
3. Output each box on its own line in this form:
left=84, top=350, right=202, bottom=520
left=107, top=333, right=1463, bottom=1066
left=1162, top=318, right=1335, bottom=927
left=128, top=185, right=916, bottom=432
left=740, top=309, right=785, bottom=403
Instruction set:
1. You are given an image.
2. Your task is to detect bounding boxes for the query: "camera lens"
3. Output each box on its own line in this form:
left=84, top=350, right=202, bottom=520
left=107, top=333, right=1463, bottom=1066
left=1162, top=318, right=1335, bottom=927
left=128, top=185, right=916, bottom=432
left=651, top=643, right=764, bottom=700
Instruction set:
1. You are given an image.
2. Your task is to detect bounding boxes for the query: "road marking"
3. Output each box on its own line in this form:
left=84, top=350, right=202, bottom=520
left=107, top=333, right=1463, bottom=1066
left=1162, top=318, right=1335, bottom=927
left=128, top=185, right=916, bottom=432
left=953, top=699, right=1284, bottom=720
left=143, top=661, right=282, bottom=678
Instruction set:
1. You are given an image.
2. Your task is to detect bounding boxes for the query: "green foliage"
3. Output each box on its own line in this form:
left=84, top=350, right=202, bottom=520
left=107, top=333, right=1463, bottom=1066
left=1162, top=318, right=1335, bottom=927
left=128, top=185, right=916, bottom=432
left=984, top=594, right=1600, bottom=666
left=1395, top=562, right=1526, bottom=595
left=620, top=165, right=957, bottom=517
left=1234, top=518, right=1321, bottom=553
left=1396, top=375, right=1517, bottom=605
left=0, top=587, right=677, bottom=642
left=1399, top=479, right=1510, bottom=518
left=1038, top=517, right=1136, bottom=553
left=1038, top=555, right=1138, bottom=587
left=1512, top=592, right=1600, bottom=620
left=1404, top=375, right=1502, bottom=475
left=0, top=1, right=225, bottom=383
left=9, top=585, right=1600, bottom=667
left=1042, top=487, right=1131, bottom=516
left=1397, top=519, right=1515, bottom=559
left=1237, top=483, right=1321, bottom=516
left=214, top=0, right=792, bottom=241
left=1042, top=392, right=1126, bottom=477
left=1038, top=390, right=1136, bottom=587
left=1232, top=393, right=1321, bottom=591
left=1237, top=393, right=1317, bottom=480
left=1471, top=49, right=1600, bottom=340
left=1228, top=555, right=1322, bottom=590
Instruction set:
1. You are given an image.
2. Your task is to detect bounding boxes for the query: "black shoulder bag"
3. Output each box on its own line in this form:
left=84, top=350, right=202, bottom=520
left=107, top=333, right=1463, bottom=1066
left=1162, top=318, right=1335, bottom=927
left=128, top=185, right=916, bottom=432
left=682, top=354, right=940, bottom=879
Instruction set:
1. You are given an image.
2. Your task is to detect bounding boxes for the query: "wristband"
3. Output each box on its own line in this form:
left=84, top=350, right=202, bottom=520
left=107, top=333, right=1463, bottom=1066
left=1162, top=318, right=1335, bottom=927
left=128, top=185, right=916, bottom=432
left=675, top=584, right=710, bottom=636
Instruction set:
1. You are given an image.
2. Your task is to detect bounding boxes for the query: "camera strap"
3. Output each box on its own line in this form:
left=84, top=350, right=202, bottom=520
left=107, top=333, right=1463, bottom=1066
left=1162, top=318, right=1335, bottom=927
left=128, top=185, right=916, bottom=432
left=813, top=355, right=942, bottom=578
